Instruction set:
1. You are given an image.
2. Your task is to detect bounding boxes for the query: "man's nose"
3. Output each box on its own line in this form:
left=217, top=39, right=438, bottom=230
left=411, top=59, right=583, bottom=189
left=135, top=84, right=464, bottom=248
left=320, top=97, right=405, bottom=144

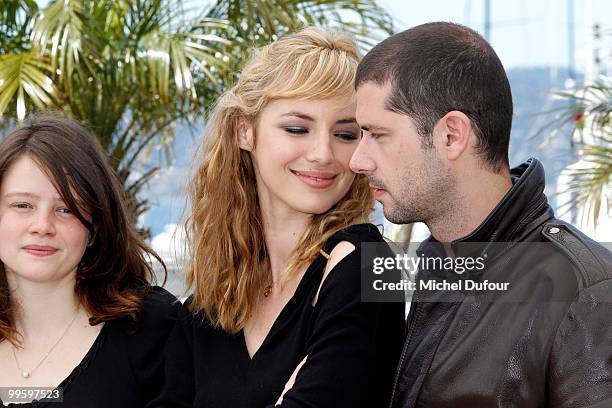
left=350, top=138, right=376, bottom=174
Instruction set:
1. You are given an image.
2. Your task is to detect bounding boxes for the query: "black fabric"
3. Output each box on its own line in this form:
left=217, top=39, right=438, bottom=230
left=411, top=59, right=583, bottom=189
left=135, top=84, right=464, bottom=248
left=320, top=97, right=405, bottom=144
left=153, top=223, right=405, bottom=408
left=1, top=286, right=179, bottom=408
left=390, top=158, right=612, bottom=408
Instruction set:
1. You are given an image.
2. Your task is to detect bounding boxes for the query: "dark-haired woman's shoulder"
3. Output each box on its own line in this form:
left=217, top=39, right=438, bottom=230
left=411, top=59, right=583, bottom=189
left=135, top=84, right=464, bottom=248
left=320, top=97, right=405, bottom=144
left=111, top=286, right=181, bottom=339
left=146, top=295, right=196, bottom=408
left=110, top=286, right=181, bottom=405
left=139, top=285, right=182, bottom=327
left=128, top=284, right=180, bottom=346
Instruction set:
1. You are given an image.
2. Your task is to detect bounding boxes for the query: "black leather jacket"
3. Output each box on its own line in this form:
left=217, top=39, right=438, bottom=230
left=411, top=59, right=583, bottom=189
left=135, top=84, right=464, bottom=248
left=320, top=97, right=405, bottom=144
left=390, top=158, right=612, bottom=408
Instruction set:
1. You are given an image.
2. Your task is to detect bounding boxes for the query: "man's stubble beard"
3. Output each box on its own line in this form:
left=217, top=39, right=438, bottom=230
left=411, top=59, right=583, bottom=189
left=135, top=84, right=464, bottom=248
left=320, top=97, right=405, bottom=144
left=384, top=149, right=457, bottom=226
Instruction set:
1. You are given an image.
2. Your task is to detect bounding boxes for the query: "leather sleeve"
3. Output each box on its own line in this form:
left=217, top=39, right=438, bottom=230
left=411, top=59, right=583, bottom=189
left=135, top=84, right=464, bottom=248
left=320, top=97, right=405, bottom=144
left=549, top=279, right=612, bottom=408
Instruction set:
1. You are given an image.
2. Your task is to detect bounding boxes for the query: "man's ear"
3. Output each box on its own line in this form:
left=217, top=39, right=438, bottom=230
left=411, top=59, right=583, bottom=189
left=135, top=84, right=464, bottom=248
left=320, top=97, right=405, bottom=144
left=237, top=118, right=255, bottom=151
left=433, top=110, right=472, bottom=162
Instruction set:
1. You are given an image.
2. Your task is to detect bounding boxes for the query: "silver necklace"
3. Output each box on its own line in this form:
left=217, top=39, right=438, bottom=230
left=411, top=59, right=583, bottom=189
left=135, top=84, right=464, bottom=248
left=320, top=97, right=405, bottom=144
left=12, top=305, right=81, bottom=379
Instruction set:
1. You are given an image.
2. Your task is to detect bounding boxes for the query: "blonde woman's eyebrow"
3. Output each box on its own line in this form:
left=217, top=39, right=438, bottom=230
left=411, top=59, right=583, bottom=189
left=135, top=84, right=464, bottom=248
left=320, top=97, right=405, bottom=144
left=280, top=111, right=315, bottom=121
left=280, top=112, right=356, bottom=125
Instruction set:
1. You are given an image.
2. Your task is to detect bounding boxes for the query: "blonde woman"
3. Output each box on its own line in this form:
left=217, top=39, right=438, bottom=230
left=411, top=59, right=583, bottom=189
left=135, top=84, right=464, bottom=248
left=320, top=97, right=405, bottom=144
left=158, top=27, right=405, bottom=408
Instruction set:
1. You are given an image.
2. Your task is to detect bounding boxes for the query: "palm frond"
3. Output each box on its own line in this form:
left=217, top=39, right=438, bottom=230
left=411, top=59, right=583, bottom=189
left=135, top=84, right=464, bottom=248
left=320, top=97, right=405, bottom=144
left=207, top=0, right=393, bottom=49
left=138, top=24, right=232, bottom=103
left=30, top=0, right=102, bottom=100
left=0, top=51, right=57, bottom=120
left=0, top=0, right=39, bottom=52
left=550, top=77, right=612, bottom=227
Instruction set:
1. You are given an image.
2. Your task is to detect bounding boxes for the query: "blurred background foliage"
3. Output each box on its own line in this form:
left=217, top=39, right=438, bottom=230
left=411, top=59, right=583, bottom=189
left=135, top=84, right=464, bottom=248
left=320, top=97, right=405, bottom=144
left=537, top=72, right=611, bottom=228
left=0, top=0, right=393, bottom=234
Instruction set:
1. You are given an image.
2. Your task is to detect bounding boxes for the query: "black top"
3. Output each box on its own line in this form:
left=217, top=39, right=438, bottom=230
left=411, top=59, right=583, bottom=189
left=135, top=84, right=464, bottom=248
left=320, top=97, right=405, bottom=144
left=154, top=223, right=405, bottom=408
left=1, top=286, right=179, bottom=408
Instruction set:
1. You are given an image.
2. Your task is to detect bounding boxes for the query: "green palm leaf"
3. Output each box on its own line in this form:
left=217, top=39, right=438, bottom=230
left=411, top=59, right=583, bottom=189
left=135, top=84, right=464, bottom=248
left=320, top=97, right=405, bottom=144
left=0, top=51, right=57, bottom=120
left=207, top=0, right=393, bottom=48
left=550, top=78, right=612, bottom=227
left=0, top=0, right=39, bottom=52
left=30, top=0, right=102, bottom=100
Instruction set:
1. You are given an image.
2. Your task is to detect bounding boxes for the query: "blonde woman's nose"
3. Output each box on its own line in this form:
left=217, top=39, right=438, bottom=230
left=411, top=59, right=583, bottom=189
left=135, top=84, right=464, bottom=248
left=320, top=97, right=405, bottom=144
left=305, top=134, right=334, bottom=164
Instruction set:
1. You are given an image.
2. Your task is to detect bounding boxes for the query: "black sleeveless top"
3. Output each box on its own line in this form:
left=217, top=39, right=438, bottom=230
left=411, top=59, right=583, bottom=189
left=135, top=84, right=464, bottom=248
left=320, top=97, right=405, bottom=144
left=152, top=223, right=405, bottom=408
left=1, top=287, right=179, bottom=408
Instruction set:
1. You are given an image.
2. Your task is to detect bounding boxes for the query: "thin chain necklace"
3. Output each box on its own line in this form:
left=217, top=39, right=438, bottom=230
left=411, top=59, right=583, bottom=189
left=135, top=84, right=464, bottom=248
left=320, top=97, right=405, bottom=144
left=12, top=304, right=81, bottom=379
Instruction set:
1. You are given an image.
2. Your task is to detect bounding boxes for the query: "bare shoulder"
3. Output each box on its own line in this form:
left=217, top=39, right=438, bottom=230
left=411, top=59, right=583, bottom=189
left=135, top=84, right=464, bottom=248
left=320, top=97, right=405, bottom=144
left=313, top=241, right=356, bottom=305
left=324, top=241, right=356, bottom=275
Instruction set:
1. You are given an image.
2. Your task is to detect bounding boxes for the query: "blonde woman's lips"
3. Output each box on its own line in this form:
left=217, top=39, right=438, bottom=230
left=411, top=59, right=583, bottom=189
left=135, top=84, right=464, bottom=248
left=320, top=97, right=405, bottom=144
left=291, top=170, right=337, bottom=189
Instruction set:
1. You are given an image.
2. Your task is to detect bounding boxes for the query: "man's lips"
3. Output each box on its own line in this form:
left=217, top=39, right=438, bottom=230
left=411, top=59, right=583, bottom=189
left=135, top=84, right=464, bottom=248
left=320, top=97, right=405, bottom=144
left=23, top=245, right=58, bottom=257
left=291, top=170, right=337, bottom=189
left=369, top=184, right=387, bottom=198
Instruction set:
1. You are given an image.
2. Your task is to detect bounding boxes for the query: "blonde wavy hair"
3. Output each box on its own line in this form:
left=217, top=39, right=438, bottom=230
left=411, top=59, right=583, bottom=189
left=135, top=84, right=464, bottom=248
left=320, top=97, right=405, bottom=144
left=186, top=27, right=374, bottom=333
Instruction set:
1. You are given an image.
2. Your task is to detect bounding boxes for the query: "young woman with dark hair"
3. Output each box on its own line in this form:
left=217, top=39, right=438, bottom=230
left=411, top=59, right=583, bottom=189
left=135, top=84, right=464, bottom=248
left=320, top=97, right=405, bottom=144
left=0, top=115, right=178, bottom=407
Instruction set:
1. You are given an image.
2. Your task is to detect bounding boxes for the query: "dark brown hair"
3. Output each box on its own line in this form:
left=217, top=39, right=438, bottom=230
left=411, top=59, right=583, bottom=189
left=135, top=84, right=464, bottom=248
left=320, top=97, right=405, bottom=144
left=0, top=114, right=166, bottom=345
left=356, top=22, right=513, bottom=172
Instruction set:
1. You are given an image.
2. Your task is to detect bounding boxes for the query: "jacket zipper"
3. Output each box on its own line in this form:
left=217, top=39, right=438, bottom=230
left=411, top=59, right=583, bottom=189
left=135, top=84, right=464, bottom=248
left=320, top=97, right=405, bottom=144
left=388, top=288, right=422, bottom=407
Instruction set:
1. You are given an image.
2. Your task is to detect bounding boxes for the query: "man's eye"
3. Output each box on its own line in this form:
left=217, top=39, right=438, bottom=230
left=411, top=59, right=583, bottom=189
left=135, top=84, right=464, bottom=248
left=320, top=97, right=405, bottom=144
left=284, top=127, right=309, bottom=134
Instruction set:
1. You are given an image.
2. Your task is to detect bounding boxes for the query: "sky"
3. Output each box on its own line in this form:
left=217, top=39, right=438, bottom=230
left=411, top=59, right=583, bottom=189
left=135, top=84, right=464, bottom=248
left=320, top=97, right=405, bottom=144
left=380, top=0, right=612, bottom=74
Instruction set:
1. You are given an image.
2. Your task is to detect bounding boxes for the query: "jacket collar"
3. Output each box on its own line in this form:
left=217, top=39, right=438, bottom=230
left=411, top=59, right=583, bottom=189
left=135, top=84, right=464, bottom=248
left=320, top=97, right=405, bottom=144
left=420, top=158, right=554, bottom=257
left=454, top=157, right=554, bottom=244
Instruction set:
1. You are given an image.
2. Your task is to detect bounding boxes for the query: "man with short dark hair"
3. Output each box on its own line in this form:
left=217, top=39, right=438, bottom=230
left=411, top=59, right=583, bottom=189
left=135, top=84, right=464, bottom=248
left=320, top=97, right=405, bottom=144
left=351, top=22, right=611, bottom=407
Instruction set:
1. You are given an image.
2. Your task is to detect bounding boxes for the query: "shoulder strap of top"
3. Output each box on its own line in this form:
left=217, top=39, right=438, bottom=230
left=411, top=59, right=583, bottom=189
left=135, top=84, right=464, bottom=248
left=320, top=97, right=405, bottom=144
left=322, top=223, right=383, bottom=255
left=312, top=223, right=381, bottom=306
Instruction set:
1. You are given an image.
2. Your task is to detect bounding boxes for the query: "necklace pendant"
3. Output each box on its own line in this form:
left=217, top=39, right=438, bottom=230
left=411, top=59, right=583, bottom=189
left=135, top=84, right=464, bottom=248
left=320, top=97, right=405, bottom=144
left=263, top=285, right=272, bottom=297
left=22, top=371, right=30, bottom=379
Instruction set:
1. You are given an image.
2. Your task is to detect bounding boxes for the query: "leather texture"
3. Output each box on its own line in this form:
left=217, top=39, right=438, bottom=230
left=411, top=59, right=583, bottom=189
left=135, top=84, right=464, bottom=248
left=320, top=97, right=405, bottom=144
left=390, top=158, right=612, bottom=408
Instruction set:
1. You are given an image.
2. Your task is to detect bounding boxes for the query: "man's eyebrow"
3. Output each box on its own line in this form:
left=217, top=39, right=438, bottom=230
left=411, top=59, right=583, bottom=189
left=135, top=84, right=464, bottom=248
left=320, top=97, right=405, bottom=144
left=336, top=117, right=357, bottom=125
left=361, top=125, right=391, bottom=132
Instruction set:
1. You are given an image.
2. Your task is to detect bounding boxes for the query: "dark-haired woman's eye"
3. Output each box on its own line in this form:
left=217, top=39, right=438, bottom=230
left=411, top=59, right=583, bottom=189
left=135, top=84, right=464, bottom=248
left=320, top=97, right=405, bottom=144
left=12, top=202, right=32, bottom=210
left=58, top=207, right=72, bottom=215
